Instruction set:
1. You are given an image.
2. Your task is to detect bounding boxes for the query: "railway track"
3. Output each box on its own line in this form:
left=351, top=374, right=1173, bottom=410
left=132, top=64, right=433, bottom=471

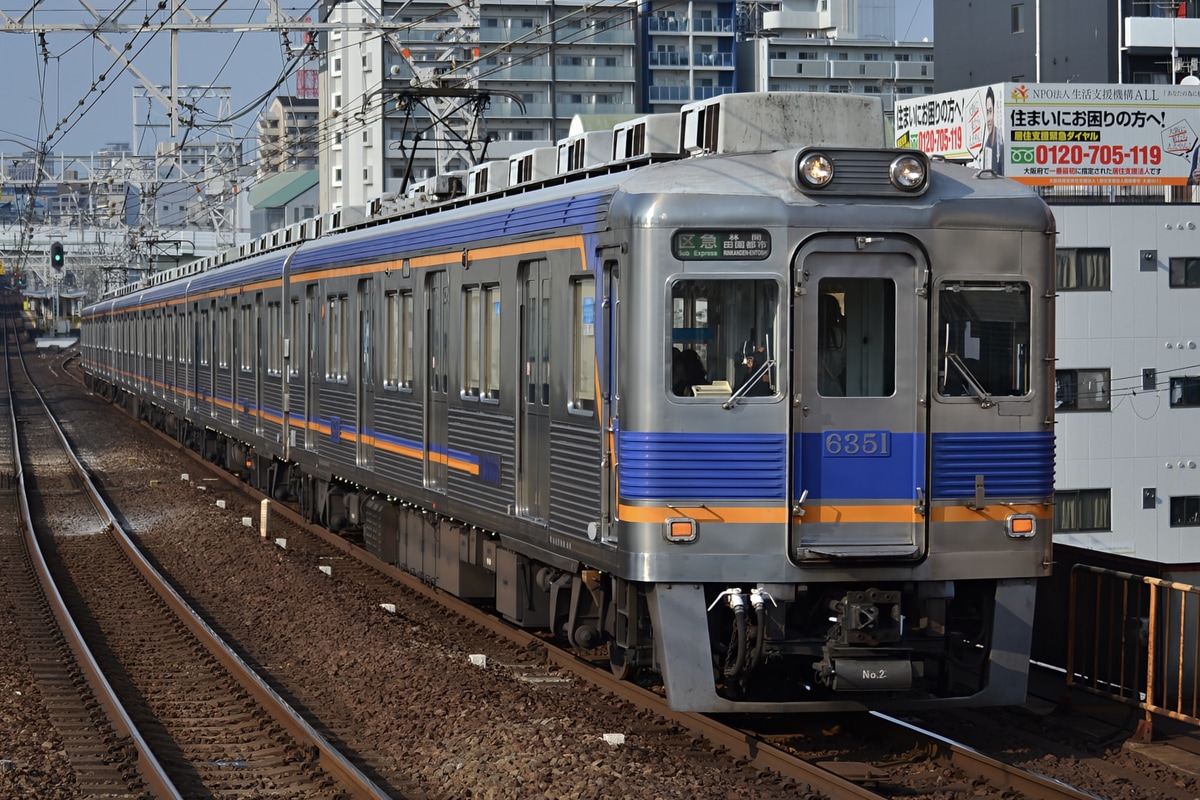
left=12, top=335, right=1195, bottom=799
left=2, top=315, right=393, bottom=799
left=37, top=361, right=1105, bottom=800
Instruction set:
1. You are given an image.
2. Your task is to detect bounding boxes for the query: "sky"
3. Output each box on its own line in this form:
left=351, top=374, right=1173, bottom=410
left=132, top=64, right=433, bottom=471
left=0, top=0, right=934, bottom=161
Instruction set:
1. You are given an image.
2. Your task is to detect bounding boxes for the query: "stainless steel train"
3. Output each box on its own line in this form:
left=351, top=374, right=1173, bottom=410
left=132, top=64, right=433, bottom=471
left=80, top=92, right=1056, bottom=713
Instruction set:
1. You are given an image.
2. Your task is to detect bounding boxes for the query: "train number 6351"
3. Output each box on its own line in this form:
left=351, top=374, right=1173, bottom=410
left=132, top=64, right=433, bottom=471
left=824, top=430, right=891, bottom=457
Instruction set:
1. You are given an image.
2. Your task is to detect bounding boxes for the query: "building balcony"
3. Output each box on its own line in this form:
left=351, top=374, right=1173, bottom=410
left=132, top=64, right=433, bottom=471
left=647, top=84, right=734, bottom=103
left=553, top=64, right=635, bottom=81
left=762, top=9, right=835, bottom=34
left=769, top=58, right=831, bottom=78
left=484, top=62, right=629, bottom=81
left=829, top=60, right=895, bottom=80
left=693, top=51, right=733, bottom=68
left=646, top=16, right=735, bottom=34
left=649, top=51, right=732, bottom=68
left=486, top=63, right=553, bottom=81
left=649, top=51, right=689, bottom=67
left=894, top=62, right=934, bottom=80
left=1125, top=15, right=1200, bottom=49
left=479, top=26, right=633, bottom=45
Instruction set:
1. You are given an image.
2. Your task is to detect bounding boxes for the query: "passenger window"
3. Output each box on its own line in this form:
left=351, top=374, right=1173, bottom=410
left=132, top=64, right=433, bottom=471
left=571, top=278, right=595, bottom=413
left=670, top=278, right=780, bottom=400
left=937, top=281, right=1031, bottom=398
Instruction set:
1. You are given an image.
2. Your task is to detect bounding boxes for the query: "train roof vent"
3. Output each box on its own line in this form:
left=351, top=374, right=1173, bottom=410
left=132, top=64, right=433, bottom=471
left=680, top=91, right=885, bottom=155
left=325, top=205, right=366, bottom=232
left=468, top=161, right=510, bottom=196
left=612, top=113, right=682, bottom=161
left=557, top=130, right=614, bottom=173
left=509, top=146, right=557, bottom=185
left=407, top=172, right=466, bottom=202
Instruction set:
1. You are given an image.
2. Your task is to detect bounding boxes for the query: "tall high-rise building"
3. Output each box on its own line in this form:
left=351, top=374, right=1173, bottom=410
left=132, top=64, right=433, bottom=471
left=257, top=97, right=320, bottom=179
left=740, top=0, right=932, bottom=113
left=309, top=0, right=928, bottom=211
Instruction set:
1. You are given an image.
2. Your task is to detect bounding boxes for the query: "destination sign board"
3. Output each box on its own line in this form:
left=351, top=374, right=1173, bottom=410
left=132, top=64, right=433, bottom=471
left=672, top=229, right=771, bottom=260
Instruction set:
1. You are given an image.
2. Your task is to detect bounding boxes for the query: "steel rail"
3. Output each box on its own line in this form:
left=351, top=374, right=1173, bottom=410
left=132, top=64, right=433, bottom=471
left=3, top=312, right=183, bottom=800
left=16, top=325, right=393, bottom=800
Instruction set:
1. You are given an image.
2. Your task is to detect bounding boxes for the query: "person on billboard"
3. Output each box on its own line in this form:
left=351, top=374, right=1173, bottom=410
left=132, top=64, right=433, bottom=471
left=983, top=86, right=1005, bottom=174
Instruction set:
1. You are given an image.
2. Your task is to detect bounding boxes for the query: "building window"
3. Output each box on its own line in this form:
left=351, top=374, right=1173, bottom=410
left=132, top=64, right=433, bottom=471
left=1056, top=247, right=1110, bottom=290
left=1055, top=489, right=1111, bottom=532
left=1169, top=257, right=1200, bottom=287
left=1011, top=3, right=1025, bottom=33
left=1172, top=496, right=1200, bottom=527
left=1056, top=368, right=1110, bottom=411
left=1170, top=375, right=1200, bottom=406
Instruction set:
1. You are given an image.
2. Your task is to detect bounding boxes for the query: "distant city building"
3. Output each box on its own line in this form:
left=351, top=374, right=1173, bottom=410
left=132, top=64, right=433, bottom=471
left=246, top=170, right=319, bottom=237
left=933, top=0, right=1200, bottom=89
left=256, top=96, right=320, bottom=179
left=644, top=0, right=738, bottom=111
left=307, top=0, right=928, bottom=212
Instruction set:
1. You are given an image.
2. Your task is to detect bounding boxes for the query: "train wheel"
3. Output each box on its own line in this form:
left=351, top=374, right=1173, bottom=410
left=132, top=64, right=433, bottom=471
left=608, top=644, right=635, bottom=681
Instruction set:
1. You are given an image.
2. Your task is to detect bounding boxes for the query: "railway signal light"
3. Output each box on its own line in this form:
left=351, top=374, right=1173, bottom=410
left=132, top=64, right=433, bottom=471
left=50, top=241, right=65, bottom=269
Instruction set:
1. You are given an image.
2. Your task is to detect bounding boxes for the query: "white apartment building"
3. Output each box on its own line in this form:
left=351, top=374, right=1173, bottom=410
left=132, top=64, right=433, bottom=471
left=321, top=0, right=637, bottom=211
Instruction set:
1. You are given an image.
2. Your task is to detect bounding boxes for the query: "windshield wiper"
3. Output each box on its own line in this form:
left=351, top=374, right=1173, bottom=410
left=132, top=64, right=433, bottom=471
left=723, top=358, right=775, bottom=409
left=945, top=352, right=994, bottom=409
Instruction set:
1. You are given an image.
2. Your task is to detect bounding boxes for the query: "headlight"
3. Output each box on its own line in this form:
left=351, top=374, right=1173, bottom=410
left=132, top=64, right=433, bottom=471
left=797, top=152, right=835, bottom=188
left=889, top=154, right=927, bottom=191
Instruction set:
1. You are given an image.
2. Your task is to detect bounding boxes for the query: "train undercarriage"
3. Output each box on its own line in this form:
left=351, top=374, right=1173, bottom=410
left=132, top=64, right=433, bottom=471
left=97, top=386, right=1007, bottom=710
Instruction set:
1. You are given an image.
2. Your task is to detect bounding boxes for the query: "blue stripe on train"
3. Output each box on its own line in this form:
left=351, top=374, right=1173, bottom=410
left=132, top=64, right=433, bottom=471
left=930, top=431, right=1055, bottom=499
left=618, top=429, right=1055, bottom=503
left=794, top=431, right=923, bottom=501
left=618, top=431, right=788, bottom=501
left=291, top=194, right=610, bottom=271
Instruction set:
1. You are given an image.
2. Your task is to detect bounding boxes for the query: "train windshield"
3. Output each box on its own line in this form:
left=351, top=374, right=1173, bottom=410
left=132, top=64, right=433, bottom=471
left=671, top=278, right=780, bottom=400
left=937, top=281, right=1031, bottom=399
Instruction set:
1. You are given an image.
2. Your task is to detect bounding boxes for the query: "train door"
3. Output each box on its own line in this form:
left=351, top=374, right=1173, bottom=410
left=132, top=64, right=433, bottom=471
left=231, top=301, right=242, bottom=427
left=357, top=277, right=375, bottom=467
left=600, top=255, right=620, bottom=544
left=254, top=293, right=264, bottom=435
left=425, top=270, right=448, bottom=490
left=305, top=284, right=320, bottom=450
left=790, top=238, right=928, bottom=560
left=518, top=258, right=551, bottom=522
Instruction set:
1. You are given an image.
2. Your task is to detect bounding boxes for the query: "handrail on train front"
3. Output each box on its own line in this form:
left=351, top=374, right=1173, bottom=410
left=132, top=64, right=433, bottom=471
left=1067, top=563, right=1200, bottom=741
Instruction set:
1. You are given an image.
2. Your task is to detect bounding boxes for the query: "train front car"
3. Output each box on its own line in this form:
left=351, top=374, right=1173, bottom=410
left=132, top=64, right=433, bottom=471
left=608, top=95, right=1055, bottom=713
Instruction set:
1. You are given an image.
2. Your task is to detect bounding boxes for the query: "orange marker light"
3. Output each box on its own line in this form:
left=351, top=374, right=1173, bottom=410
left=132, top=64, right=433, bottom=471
left=664, top=518, right=697, bottom=542
left=1005, top=514, right=1036, bottom=539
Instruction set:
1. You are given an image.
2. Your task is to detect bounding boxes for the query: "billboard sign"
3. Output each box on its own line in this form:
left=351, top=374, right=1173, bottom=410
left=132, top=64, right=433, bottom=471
left=895, top=82, right=1200, bottom=187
